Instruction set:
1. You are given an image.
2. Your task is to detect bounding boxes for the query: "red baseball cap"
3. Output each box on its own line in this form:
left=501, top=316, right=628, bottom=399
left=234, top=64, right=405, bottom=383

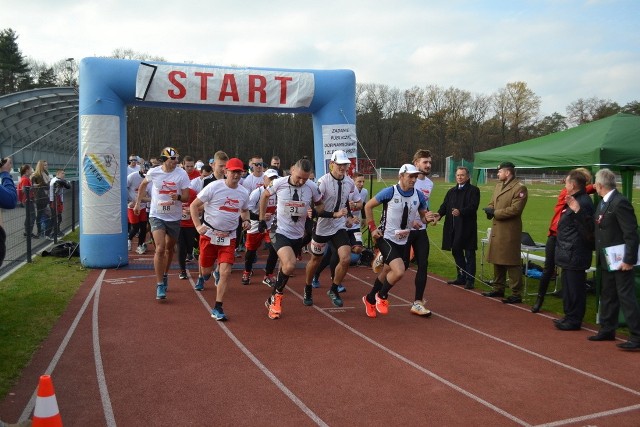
left=226, top=158, right=245, bottom=172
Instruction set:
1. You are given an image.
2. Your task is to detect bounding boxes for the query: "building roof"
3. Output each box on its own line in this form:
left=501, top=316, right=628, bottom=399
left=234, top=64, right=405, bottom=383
left=0, top=87, right=79, bottom=170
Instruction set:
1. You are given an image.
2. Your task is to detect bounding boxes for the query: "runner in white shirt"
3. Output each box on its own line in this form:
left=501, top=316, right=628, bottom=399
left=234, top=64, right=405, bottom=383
left=127, top=165, right=151, bottom=254
left=304, top=150, right=361, bottom=308
left=127, top=155, right=141, bottom=176
left=241, top=169, right=279, bottom=285
left=405, top=149, right=435, bottom=317
left=241, top=156, right=266, bottom=192
left=363, top=164, right=435, bottom=318
left=134, top=147, right=191, bottom=300
left=259, top=157, right=323, bottom=319
left=190, top=157, right=250, bottom=321
left=189, top=164, right=214, bottom=193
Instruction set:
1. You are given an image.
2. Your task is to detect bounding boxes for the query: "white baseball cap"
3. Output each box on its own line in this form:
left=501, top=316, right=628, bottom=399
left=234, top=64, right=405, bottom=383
left=330, top=150, right=351, bottom=165
left=398, top=164, right=420, bottom=175
left=265, top=169, right=280, bottom=179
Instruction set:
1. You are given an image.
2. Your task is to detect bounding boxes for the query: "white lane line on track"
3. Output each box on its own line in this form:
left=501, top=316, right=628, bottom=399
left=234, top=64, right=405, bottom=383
left=92, top=272, right=117, bottom=427
left=188, top=275, right=329, bottom=427
left=19, top=270, right=106, bottom=423
left=397, top=271, right=640, bottom=397
left=286, top=286, right=531, bottom=426
left=348, top=270, right=640, bottom=425
left=534, top=403, right=640, bottom=427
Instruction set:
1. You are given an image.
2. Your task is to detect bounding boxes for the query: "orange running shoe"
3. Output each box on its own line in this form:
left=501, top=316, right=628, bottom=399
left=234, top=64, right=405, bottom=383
left=265, top=293, right=283, bottom=319
left=362, top=296, right=377, bottom=318
left=375, top=293, right=389, bottom=315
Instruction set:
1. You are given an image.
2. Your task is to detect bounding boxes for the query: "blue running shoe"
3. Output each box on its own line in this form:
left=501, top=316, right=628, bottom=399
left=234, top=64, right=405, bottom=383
left=213, top=270, right=220, bottom=287
left=311, top=276, right=321, bottom=288
left=163, top=274, right=168, bottom=289
left=327, top=290, right=343, bottom=307
left=337, top=284, right=346, bottom=293
left=156, top=284, right=167, bottom=300
left=195, top=276, right=205, bottom=291
left=211, top=306, right=227, bottom=321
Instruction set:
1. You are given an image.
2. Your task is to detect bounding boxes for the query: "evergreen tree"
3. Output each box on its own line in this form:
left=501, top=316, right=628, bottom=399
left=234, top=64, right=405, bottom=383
left=0, top=28, right=30, bottom=95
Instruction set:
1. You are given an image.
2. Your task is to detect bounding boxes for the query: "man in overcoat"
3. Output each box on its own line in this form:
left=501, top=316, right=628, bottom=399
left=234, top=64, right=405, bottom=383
left=482, top=162, right=528, bottom=303
left=436, top=166, right=480, bottom=289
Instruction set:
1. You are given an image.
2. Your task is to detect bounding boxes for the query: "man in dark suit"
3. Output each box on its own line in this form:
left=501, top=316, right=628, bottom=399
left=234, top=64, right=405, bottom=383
left=436, top=166, right=480, bottom=289
left=587, top=168, right=640, bottom=350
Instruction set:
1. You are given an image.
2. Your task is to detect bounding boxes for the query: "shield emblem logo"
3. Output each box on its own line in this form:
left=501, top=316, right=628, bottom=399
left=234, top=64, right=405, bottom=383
left=83, top=153, right=118, bottom=196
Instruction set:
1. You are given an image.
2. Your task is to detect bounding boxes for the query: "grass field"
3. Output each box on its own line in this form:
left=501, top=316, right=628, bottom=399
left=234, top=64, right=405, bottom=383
left=0, top=178, right=638, bottom=400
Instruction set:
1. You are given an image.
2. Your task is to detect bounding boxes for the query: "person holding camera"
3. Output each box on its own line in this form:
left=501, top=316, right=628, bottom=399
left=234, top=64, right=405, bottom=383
left=481, top=162, right=528, bottom=304
left=49, top=169, right=71, bottom=238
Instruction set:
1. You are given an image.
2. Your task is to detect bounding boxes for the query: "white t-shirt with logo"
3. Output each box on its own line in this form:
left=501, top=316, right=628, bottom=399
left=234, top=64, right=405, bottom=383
left=146, top=166, right=191, bottom=221
left=315, top=173, right=360, bottom=237
left=413, top=176, right=433, bottom=230
left=241, top=173, right=264, bottom=192
left=197, top=179, right=250, bottom=240
left=248, top=186, right=277, bottom=234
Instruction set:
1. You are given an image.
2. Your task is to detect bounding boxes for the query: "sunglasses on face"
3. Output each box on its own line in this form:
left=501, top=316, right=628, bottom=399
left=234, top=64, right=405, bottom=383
left=252, top=162, right=264, bottom=167
left=169, top=156, right=178, bottom=160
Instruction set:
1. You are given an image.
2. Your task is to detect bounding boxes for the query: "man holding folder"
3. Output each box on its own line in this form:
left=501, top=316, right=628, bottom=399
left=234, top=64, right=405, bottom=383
left=587, top=168, right=640, bottom=350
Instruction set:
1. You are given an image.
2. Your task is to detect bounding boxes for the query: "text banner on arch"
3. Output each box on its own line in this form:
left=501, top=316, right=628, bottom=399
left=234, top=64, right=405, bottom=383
left=135, top=63, right=315, bottom=108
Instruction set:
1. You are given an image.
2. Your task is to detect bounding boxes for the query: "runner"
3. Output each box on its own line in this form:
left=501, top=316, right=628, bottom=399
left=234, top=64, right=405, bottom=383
left=189, top=157, right=250, bottom=321
left=258, top=157, right=323, bottom=319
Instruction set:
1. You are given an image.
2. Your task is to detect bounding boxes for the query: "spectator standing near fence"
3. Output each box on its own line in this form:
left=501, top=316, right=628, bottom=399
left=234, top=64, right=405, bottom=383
left=481, top=161, right=528, bottom=304
left=0, top=157, right=17, bottom=266
left=31, top=160, right=51, bottom=240
left=18, top=164, right=38, bottom=238
left=436, top=166, right=480, bottom=290
left=586, top=168, right=640, bottom=350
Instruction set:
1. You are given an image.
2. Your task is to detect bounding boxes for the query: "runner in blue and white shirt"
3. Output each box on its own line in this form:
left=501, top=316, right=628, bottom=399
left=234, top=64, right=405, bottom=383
left=259, top=157, right=323, bottom=320
left=362, top=164, right=435, bottom=318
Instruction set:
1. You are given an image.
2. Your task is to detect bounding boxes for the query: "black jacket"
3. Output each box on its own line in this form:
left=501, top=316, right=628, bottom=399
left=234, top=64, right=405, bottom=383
left=594, top=189, right=639, bottom=269
left=437, top=181, right=480, bottom=251
left=555, top=189, right=595, bottom=270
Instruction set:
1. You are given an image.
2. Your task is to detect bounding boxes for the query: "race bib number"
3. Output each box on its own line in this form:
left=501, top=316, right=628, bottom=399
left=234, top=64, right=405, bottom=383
left=310, top=240, right=327, bottom=255
left=354, top=231, right=362, bottom=242
left=395, top=229, right=410, bottom=240
left=212, top=231, right=231, bottom=246
left=158, top=200, right=174, bottom=213
left=285, top=200, right=307, bottom=218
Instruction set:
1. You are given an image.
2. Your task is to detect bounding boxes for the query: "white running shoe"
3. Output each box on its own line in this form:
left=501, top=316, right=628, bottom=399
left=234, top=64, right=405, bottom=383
left=410, top=300, right=432, bottom=317
left=136, top=244, right=147, bottom=254
left=128, top=240, right=132, bottom=251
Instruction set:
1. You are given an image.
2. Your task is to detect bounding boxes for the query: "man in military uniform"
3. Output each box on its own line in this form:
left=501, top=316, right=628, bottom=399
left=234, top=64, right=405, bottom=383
left=482, top=162, right=528, bottom=304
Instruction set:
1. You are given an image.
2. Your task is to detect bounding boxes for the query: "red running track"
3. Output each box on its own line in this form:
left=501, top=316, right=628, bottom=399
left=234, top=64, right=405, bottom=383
left=1, top=250, right=640, bottom=426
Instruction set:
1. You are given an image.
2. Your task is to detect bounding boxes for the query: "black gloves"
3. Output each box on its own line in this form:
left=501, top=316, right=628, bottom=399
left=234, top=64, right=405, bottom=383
left=258, top=220, right=268, bottom=233
left=483, top=207, right=495, bottom=220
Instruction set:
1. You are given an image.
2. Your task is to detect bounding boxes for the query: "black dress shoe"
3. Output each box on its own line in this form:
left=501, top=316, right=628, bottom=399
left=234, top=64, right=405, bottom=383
left=502, top=295, right=522, bottom=304
left=482, top=290, right=505, bottom=298
left=553, top=318, right=566, bottom=325
left=588, top=332, right=616, bottom=341
left=555, top=321, right=581, bottom=331
left=447, top=278, right=465, bottom=285
left=531, top=295, right=544, bottom=313
left=464, top=282, right=475, bottom=290
left=616, top=341, right=640, bottom=351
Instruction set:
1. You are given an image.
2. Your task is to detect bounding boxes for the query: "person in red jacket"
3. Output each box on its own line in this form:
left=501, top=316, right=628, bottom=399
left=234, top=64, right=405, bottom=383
left=531, top=167, right=595, bottom=313
left=17, top=164, right=38, bottom=238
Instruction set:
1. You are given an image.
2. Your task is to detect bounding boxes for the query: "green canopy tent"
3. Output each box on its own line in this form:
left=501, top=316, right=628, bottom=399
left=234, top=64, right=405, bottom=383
left=472, top=112, right=640, bottom=324
left=472, top=112, right=640, bottom=200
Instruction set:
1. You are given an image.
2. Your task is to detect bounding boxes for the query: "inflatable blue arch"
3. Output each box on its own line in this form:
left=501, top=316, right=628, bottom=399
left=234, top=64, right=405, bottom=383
left=79, top=57, right=356, bottom=268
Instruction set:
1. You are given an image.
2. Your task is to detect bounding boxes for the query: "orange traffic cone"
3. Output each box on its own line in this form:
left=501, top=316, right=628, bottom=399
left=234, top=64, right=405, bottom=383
left=32, top=375, right=62, bottom=427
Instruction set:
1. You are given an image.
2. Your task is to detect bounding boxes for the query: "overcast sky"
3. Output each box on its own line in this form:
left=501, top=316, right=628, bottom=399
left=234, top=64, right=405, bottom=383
left=2, top=0, right=638, bottom=116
